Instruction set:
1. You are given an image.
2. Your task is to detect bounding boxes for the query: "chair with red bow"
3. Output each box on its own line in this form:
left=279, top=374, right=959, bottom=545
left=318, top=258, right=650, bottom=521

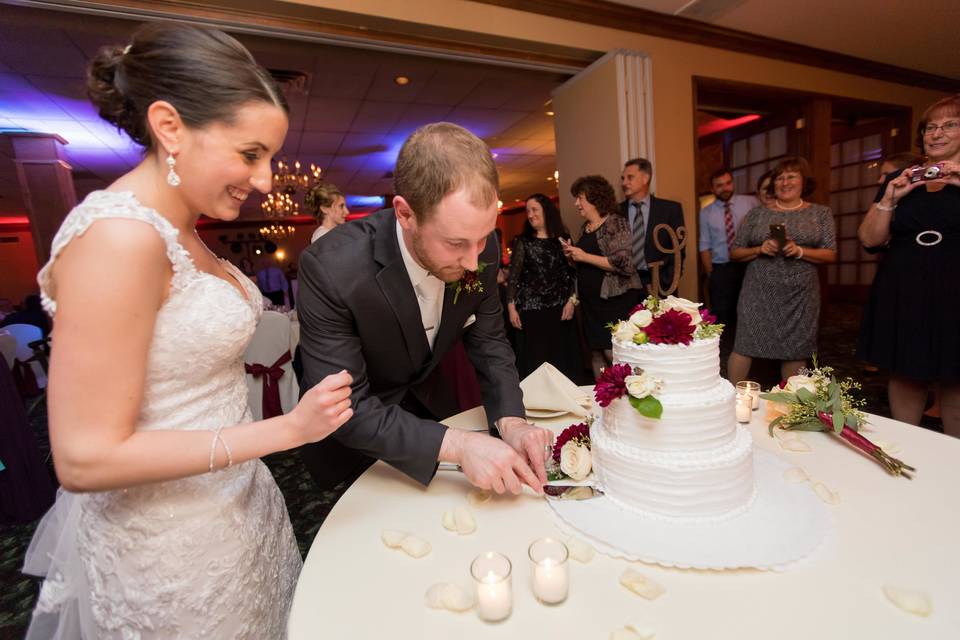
left=244, top=310, right=299, bottom=421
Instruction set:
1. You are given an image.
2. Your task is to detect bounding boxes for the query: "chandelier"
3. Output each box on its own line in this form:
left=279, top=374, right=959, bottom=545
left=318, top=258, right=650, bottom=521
left=261, top=158, right=323, bottom=218
left=259, top=223, right=296, bottom=240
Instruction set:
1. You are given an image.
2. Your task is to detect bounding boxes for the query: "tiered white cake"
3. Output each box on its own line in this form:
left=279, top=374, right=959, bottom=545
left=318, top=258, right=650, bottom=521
left=592, top=335, right=756, bottom=521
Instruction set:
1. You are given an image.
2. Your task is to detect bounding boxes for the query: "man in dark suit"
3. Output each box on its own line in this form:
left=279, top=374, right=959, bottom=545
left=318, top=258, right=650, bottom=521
left=619, top=158, right=686, bottom=295
left=297, top=123, right=553, bottom=494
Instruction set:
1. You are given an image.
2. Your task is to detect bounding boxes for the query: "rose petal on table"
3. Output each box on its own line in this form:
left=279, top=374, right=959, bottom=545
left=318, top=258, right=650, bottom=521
left=425, top=583, right=447, bottom=609
left=625, top=622, right=656, bottom=639
left=812, top=482, right=840, bottom=505
left=610, top=625, right=655, bottom=640
left=783, top=467, right=810, bottom=484
left=453, top=506, right=477, bottom=534
left=780, top=438, right=812, bottom=453
left=882, top=585, right=933, bottom=617
left=400, top=535, right=431, bottom=558
left=381, top=530, right=407, bottom=548
left=566, top=536, right=596, bottom=563
left=619, top=569, right=665, bottom=600
left=467, top=489, right=492, bottom=507
left=440, top=583, right=475, bottom=612
left=442, top=510, right=457, bottom=532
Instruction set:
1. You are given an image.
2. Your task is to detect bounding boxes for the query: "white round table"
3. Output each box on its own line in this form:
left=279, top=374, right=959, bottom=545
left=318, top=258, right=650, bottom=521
left=288, top=401, right=960, bottom=639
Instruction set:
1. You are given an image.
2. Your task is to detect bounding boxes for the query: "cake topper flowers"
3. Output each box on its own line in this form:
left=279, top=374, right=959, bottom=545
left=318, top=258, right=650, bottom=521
left=447, top=261, right=487, bottom=304
left=549, top=422, right=592, bottom=481
left=761, top=362, right=915, bottom=478
left=609, top=295, right=723, bottom=346
left=594, top=363, right=663, bottom=419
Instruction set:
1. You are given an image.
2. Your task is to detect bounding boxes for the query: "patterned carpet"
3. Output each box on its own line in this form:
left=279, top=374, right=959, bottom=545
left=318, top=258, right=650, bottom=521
left=0, top=301, right=943, bottom=638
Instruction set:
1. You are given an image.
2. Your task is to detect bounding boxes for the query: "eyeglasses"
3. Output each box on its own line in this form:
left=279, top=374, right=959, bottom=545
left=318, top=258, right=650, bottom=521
left=923, top=121, right=960, bottom=135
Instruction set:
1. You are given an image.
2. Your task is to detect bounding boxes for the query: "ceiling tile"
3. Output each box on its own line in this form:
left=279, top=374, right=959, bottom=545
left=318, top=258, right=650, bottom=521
left=350, top=101, right=403, bottom=134
left=309, top=72, right=373, bottom=100
left=0, top=25, right=87, bottom=78
left=294, top=131, right=345, bottom=155
left=304, top=98, right=360, bottom=132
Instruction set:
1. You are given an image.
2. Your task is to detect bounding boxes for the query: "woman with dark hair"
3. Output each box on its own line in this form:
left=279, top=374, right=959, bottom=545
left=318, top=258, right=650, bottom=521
left=756, top=169, right=775, bottom=208
left=506, top=194, right=583, bottom=381
left=858, top=95, right=960, bottom=437
left=305, top=181, right=349, bottom=242
left=727, top=156, right=837, bottom=383
left=22, top=22, right=353, bottom=638
left=562, top=175, right=642, bottom=377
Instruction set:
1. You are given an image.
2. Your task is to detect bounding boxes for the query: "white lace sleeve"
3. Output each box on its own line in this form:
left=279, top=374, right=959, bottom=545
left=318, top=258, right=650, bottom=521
left=37, top=191, right=196, bottom=316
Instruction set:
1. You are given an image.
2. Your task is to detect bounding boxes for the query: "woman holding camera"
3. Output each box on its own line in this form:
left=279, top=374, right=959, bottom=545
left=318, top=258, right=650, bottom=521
left=726, top=157, right=837, bottom=383
left=858, top=95, right=960, bottom=437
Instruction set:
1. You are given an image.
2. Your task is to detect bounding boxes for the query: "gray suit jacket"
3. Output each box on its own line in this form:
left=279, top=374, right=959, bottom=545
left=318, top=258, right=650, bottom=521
left=296, top=209, right=524, bottom=488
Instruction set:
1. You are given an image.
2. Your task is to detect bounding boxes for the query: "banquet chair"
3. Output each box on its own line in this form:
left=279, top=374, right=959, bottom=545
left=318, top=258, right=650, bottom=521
left=4, top=323, right=47, bottom=396
left=0, top=333, right=16, bottom=369
left=244, top=310, right=299, bottom=421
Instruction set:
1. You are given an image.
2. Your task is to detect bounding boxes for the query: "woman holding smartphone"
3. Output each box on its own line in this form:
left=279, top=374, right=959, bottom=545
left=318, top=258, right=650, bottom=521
left=726, top=157, right=837, bottom=383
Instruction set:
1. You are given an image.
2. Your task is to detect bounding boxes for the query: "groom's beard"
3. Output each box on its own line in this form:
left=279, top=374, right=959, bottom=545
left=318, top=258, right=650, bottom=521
left=411, top=231, right=466, bottom=283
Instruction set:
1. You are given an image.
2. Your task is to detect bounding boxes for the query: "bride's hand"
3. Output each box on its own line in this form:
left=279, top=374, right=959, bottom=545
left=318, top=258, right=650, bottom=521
left=288, top=370, right=354, bottom=443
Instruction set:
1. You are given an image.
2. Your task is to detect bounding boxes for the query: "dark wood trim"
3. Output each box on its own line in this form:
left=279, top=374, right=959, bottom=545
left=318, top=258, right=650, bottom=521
left=10, top=0, right=597, bottom=72
left=474, top=0, right=960, bottom=92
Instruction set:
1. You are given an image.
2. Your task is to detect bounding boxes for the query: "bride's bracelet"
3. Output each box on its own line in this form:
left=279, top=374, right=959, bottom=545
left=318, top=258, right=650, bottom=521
left=208, top=426, right=233, bottom=473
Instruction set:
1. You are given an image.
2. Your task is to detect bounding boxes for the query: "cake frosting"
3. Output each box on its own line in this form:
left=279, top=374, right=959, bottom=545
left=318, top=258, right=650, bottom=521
left=592, top=328, right=756, bottom=522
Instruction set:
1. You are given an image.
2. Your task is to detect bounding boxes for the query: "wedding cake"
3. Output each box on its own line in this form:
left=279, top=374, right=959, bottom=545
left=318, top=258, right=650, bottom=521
left=590, top=297, right=756, bottom=521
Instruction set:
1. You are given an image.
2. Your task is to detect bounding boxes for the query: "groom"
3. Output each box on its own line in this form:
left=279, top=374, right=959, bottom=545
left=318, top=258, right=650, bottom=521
left=297, top=122, right=553, bottom=494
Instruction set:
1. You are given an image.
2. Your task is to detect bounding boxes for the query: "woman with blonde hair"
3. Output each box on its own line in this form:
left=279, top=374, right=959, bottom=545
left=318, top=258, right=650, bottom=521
left=306, top=181, right=349, bottom=242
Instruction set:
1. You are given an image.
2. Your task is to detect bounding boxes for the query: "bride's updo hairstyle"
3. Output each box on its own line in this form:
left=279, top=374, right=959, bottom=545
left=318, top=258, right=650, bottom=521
left=86, top=22, right=287, bottom=150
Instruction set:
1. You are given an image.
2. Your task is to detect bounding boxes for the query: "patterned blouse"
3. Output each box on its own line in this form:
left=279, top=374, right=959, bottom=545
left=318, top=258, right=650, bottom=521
left=586, top=213, right=643, bottom=299
left=506, top=236, right=576, bottom=311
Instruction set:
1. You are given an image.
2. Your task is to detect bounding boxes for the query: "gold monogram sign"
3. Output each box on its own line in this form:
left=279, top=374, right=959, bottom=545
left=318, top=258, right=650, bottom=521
left=647, top=224, right=686, bottom=298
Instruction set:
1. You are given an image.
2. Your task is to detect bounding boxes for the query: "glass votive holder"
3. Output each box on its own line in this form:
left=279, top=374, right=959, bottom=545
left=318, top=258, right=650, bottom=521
left=736, top=380, right=761, bottom=410
left=735, top=392, right=752, bottom=423
left=528, top=537, right=569, bottom=605
left=470, top=551, right=512, bottom=622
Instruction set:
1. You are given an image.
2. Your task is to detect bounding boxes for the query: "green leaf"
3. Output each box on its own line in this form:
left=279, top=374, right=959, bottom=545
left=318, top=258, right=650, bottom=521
left=760, top=391, right=797, bottom=404
left=629, top=394, right=663, bottom=420
left=546, top=469, right=564, bottom=482
left=791, top=420, right=827, bottom=432
left=768, top=415, right=784, bottom=436
left=844, top=413, right=861, bottom=429
left=795, top=387, right=817, bottom=404
left=832, top=395, right=844, bottom=434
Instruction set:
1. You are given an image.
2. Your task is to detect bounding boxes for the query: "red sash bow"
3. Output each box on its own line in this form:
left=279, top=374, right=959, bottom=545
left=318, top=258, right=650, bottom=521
left=245, top=351, right=292, bottom=419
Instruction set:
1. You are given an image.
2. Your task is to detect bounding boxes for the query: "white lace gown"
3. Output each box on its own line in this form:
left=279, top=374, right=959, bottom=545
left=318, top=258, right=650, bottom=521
left=23, top=191, right=303, bottom=639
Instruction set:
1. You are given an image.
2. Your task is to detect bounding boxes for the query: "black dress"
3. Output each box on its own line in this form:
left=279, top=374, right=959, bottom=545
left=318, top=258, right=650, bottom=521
left=858, top=179, right=960, bottom=382
left=577, top=228, right=640, bottom=350
left=507, top=236, right=584, bottom=382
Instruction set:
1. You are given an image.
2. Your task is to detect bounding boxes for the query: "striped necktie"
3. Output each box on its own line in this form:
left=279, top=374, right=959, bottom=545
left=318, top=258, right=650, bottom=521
left=632, top=201, right=646, bottom=269
left=724, top=201, right=736, bottom=250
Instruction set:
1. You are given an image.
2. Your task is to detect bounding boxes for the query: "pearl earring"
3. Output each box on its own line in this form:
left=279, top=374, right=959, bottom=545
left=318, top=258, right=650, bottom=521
left=166, top=153, right=181, bottom=187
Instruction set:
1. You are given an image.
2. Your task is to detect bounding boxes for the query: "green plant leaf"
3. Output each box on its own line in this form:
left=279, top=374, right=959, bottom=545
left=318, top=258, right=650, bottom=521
left=629, top=394, right=663, bottom=420
left=546, top=469, right=564, bottom=481
left=768, top=415, right=784, bottom=436
left=791, top=420, right=826, bottom=432
left=845, top=413, right=861, bottom=430
left=795, top=387, right=817, bottom=404
left=760, top=391, right=796, bottom=403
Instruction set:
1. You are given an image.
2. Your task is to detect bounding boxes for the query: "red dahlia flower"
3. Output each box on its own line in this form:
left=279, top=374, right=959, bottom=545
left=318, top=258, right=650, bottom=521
left=594, top=362, right=632, bottom=407
left=645, top=308, right=696, bottom=345
left=552, top=422, right=590, bottom=463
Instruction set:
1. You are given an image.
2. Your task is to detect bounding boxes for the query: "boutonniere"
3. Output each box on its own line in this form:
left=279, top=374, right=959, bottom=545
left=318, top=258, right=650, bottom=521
left=447, top=261, right=487, bottom=304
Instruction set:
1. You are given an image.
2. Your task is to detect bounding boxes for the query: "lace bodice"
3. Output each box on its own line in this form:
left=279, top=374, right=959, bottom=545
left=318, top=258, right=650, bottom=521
left=25, top=191, right=302, bottom=639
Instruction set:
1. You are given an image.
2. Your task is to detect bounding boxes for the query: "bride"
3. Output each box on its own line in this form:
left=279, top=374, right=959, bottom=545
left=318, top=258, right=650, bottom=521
left=23, top=22, right=353, bottom=639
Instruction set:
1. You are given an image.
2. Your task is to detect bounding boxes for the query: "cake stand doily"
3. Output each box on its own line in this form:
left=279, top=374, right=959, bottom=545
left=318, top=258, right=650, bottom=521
left=547, top=448, right=832, bottom=571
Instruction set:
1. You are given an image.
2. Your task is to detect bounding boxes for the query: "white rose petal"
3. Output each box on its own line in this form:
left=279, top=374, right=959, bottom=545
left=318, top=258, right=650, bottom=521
left=425, top=583, right=447, bottom=609
left=619, top=569, right=665, bottom=600
left=614, top=320, right=639, bottom=343
left=812, top=482, right=840, bottom=505
left=882, top=585, right=933, bottom=617
left=560, top=441, right=592, bottom=481
left=467, top=489, right=492, bottom=507
left=784, top=374, right=817, bottom=395
left=780, top=438, right=812, bottom=453
left=441, top=510, right=457, bottom=532
left=625, top=374, right=657, bottom=399
left=440, top=583, right=475, bottom=612
left=661, top=295, right=702, bottom=325
left=399, top=535, right=431, bottom=558
left=783, top=467, right=810, bottom=483
left=565, top=536, right=596, bottom=563
left=381, top=530, right=407, bottom=548
left=629, top=308, right=653, bottom=328
left=625, top=622, right=656, bottom=639
left=453, top=506, right=477, bottom=535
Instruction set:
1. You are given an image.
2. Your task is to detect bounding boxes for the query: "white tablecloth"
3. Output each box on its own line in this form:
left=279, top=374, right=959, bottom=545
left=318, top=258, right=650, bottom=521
left=288, top=399, right=960, bottom=639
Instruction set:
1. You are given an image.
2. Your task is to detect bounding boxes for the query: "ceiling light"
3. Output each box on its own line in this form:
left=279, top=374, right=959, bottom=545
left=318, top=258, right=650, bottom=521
left=394, top=75, right=410, bottom=86
left=545, top=111, right=555, bottom=116
left=554, top=170, right=559, bottom=181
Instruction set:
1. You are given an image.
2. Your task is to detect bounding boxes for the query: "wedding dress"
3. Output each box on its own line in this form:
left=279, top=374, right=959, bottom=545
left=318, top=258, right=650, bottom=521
left=23, top=190, right=302, bottom=639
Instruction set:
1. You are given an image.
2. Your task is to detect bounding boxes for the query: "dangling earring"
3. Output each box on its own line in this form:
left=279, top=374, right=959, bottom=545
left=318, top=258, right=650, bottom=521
left=166, top=153, right=181, bottom=187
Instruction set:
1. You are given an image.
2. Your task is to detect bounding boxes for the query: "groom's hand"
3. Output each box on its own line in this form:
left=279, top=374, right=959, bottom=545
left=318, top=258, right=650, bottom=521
left=439, top=429, right=542, bottom=495
left=495, top=417, right=553, bottom=487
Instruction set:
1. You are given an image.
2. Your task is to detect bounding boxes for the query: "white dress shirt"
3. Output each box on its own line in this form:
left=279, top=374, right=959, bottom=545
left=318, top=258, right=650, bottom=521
left=396, top=220, right=444, bottom=349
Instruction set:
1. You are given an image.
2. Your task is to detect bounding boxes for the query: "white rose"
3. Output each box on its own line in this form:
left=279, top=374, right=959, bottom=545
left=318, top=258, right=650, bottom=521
left=613, top=320, right=639, bottom=343
left=660, top=295, right=702, bottom=325
left=559, top=441, right=592, bottom=481
left=624, top=374, right=657, bottom=398
left=629, top=308, right=653, bottom=328
left=784, top=375, right=817, bottom=396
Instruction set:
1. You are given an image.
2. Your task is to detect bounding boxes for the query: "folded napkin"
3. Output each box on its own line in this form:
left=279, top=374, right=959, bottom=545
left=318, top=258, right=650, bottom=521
left=520, top=362, right=589, bottom=418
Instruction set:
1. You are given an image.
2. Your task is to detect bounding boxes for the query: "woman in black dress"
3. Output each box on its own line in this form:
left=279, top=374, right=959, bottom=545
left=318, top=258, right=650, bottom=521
left=858, top=95, right=960, bottom=437
left=506, top=194, right=584, bottom=381
left=562, top=175, right=642, bottom=378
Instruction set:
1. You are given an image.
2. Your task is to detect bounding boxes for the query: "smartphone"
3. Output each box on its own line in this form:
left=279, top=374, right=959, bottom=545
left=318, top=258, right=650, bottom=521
left=769, top=224, right=787, bottom=249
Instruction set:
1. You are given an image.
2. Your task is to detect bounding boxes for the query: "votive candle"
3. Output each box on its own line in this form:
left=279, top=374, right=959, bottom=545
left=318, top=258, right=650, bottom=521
left=471, top=551, right=512, bottom=622
left=735, top=393, right=752, bottom=423
left=528, top=538, right=569, bottom=604
left=737, top=380, right=761, bottom=410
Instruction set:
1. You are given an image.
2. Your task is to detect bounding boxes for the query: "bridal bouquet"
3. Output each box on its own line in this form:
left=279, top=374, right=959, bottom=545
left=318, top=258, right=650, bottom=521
left=609, top=295, right=723, bottom=346
left=760, top=364, right=915, bottom=478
